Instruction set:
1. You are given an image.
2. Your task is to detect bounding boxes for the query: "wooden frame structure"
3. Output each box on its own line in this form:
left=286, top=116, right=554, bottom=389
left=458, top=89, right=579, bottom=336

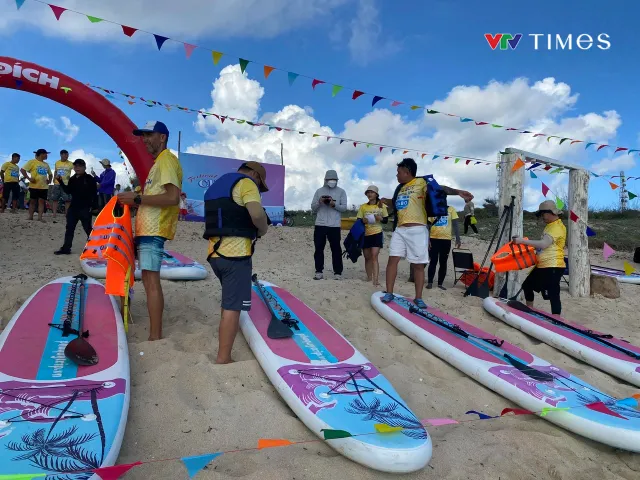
left=494, top=148, right=590, bottom=298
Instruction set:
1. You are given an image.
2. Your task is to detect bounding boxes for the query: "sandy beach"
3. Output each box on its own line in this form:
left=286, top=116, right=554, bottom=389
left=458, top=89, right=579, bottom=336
left=1, top=213, right=639, bottom=480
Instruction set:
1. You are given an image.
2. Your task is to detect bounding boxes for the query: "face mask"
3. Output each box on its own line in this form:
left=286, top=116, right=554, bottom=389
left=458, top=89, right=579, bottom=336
left=327, top=180, right=337, bottom=188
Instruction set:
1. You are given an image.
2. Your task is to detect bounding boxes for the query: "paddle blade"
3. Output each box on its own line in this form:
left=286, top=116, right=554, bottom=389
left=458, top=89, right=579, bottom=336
left=65, top=338, right=99, bottom=366
left=506, top=299, right=533, bottom=313
left=267, top=316, right=294, bottom=339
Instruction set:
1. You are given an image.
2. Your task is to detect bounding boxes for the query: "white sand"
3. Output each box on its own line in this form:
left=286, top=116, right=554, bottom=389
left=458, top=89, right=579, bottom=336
left=1, top=212, right=639, bottom=479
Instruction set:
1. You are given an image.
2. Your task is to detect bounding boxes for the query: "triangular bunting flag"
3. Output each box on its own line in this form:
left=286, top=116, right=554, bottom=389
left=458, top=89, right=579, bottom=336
left=623, top=261, right=636, bottom=276
left=460, top=118, right=473, bottom=122
left=602, top=242, right=615, bottom=260
left=0, top=474, right=46, bottom=479
left=530, top=171, right=538, bottom=179
left=321, top=429, right=353, bottom=440
left=609, top=182, right=619, bottom=190
left=586, top=226, right=596, bottom=237
left=585, top=401, right=626, bottom=419
left=569, top=210, right=579, bottom=222
left=48, top=4, right=67, bottom=20
left=550, top=167, right=563, bottom=174
left=380, top=147, right=384, bottom=152
left=212, top=51, right=223, bottom=65
left=15, top=0, right=26, bottom=9
left=465, top=410, right=496, bottom=420
left=465, top=160, right=471, bottom=165
left=597, top=144, right=609, bottom=151
left=288, top=72, right=299, bottom=86
left=541, top=183, right=549, bottom=197
left=391, top=100, right=403, bottom=107
left=93, top=462, right=142, bottom=480
left=184, top=43, right=197, bottom=59
left=511, top=157, right=525, bottom=172
left=410, top=105, right=421, bottom=110
left=352, top=90, right=365, bottom=100
left=339, top=139, right=345, bottom=144
left=422, top=418, right=459, bottom=426
left=312, top=133, right=320, bottom=137
left=491, top=124, right=503, bottom=128
left=500, top=408, right=533, bottom=416
left=181, top=453, right=223, bottom=478
left=454, top=157, right=460, bottom=163
left=540, top=407, right=570, bottom=417
left=87, top=15, right=103, bottom=23
left=331, top=84, right=343, bottom=96
left=258, top=439, right=294, bottom=449
left=555, top=197, right=564, bottom=210
left=559, top=138, right=570, bottom=144
left=154, top=35, right=170, bottom=51
left=311, top=79, right=325, bottom=89
left=392, top=149, right=397, bottom=154
left=239, top=58, right=249, bottom=73
left=372, top=95, right=384, bottom=106
left=476, top=121, right=488, bottom=126
left=629, top=192, right=637, bottom=200
left=585, top=142, right=596, bottom=150
left=263, top=65, right=275, bottom=79
left=614, top=147, right=628, bottom=153
left=374, top=423, right=403, bottom=433
left=571, top=140, right=583, bottom=145
left=121, top=25, right=137, bottom=37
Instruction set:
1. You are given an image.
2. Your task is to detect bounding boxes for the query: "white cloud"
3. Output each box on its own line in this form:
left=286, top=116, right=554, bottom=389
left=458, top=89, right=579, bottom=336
left=34, top=116, right=80, bottom=142
left=0, top=0, right=349, bottom=41
left=183, top=67, right=623, bottom=212
left=591, top=155, right=636, bottom=175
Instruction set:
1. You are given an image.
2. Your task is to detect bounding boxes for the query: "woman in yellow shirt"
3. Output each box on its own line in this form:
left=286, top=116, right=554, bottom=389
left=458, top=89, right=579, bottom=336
left=513, top=200, right=567, bottom=314
left=356, top=185, right=388, bottom=286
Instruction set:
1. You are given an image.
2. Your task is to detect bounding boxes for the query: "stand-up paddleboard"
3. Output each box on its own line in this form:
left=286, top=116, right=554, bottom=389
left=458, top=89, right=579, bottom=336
left=81, top=250, right=208, bottom=281
left=371, top=292, right=640, bottom=452
left=240, top=277, right=432, bottom=473
left=591, top=265, right=640, bottom=285
left=0, top=275, right=130, bottom=479
left=483, top=297, right=640, bottom=387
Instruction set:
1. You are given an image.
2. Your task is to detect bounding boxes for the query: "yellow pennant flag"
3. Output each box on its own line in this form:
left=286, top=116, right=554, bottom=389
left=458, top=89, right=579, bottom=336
left=212, top=51, right=223, bottom=65
left=511, top=157, right=525, bottom=172
left=374, top=423, right=403, bottom=433
left=623, top=261, right=636, bottom=276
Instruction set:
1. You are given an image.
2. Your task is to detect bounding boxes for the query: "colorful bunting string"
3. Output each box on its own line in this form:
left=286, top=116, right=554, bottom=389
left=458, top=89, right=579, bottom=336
left=16, top=0, right=640, bottom=159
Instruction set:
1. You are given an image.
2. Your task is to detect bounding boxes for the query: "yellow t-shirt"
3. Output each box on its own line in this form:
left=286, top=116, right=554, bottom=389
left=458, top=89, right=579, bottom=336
left=356, top=203, right=389, bottom=236
left=135, top=149, right=183, bottom=240
left=22, top=159, right=52, bottom=190
left=208, top=178, right=262, bottom=258
left=537, top=219, right=566, bottom=268
left=54, top=160, right=74, bottom=185
left=429, top=206, right=458, bottom=240
left=395, top=177, right=427, bottom=226
left=1, top=162, right=19, bottom=183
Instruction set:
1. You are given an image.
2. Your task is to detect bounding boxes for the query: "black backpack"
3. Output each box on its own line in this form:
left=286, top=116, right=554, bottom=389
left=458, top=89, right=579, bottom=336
left=342, top=219, right=366, bottom=263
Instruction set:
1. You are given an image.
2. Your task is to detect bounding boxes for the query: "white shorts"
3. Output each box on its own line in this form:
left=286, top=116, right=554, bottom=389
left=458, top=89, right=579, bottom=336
left=389, top=226, right=430, bottom=264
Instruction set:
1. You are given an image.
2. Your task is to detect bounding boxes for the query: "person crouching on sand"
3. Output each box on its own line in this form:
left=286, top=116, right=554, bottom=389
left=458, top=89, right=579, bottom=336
left=512, top=200, right=566, bottom=314
left=356, top=185, right=388, bottom=286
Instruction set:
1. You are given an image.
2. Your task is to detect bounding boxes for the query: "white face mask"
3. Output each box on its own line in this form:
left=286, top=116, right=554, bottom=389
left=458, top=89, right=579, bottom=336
left=327, top=180, right=337, bottom=188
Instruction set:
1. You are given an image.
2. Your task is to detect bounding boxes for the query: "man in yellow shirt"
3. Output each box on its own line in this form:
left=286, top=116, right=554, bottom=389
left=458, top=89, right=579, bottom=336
left=118, top=121, right=183, bottom=341
left=48, top=149, right=74, bottom=218
left=380, top=158, right=473, bottom=308
left=513, top=200, right=566, bottom=314
left=21, top=149, right=53, bottom=222
left=203, top=161, right=269, bottom=364
left=426, top=205, right=462, bottom=290
left=1, top=153, right=21, bottom=213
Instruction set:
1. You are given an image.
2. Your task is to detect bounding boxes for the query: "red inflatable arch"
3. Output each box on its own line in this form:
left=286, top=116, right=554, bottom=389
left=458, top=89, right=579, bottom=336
left=0, top=57, right=154, bottom=183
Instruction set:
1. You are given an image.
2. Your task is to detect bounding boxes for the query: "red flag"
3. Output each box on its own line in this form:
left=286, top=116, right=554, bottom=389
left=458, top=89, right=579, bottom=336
left=352, top=90, right=365, bottom=100
left=614, top=147, right=628, bottom=153
left=421, top=153, right=426, bottom=159
left=569, top=210, right=579, bottom=222
left=544, top=165, right=552, bottom=171
left=465, top=159, right=471, bottom=165
left=597, top=144, right=609, bottom=151
left=353, top=142, right=358, bottom=147
left=500, top=408, right=533, bottom=416
left=541, top=183, right=550, bottom=197
left=94, top=462, right=142, bottom=480
left=379, top=147, right=384, bottom=152
left=403, top=150, right=408, bottom=154
left=49, top=4, right=67, bottom=20
left=311, top=79, right=325, bottom=89
left=122, top=25, right=137, bottom=37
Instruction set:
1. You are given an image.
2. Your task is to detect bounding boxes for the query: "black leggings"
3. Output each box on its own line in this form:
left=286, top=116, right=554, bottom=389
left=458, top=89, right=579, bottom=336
left=522, top=267, right=564, bottom=314
left=464, top=215, right=478, bottom=234
left=313, top=226, right=343, bottom=275
left=427, top=238, right=452, bottom=285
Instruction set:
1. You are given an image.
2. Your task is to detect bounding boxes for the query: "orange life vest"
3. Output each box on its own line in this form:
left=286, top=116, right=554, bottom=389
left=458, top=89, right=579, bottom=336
left=491, top=239, right=537, bottom=272
left=460, top=262, right=495, bottom=289
left=80, top=196, right=135, bottom=298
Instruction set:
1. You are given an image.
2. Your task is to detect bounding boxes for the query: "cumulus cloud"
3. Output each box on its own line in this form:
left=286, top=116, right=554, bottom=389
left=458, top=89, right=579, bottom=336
left=184, top=67, right=623, bottom=212
left=591, top=155, right=636, bottom=175
left=34, top=116, right=80, bottom=142
left=0, top=0, right=349, bottom=41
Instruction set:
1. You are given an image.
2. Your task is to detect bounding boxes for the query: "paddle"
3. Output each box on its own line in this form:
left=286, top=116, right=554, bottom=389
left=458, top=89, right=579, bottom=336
left=251, top=274, right=298, bottom=339
left=505, top=300, right=640, bottom=360
left=64, top=274, right=99, bottom=366
left=408, top=304, right=553, bottom=382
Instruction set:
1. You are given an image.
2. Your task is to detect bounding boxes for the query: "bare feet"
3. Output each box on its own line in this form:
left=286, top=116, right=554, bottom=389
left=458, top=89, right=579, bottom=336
left=215, top=357, right=235, bottom=364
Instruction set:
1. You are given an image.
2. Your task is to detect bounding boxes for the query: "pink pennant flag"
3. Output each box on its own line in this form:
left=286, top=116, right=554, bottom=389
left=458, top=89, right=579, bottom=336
left=390, top=100, right=403, bottom=107
left=49, top=4, right=67, bottom=20
left=422, top=418, right=459, bottom=426
left=602, top=242, right=615, bottom=261
left=94, top=462, right=142, bottom=480
left=184, top=43, right=197, bottom=59
left=541, top=183, right=549, bottom=197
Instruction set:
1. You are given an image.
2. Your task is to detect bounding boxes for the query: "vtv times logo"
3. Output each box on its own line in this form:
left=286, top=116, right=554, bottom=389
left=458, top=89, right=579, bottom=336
left=485, top=33, right=611, bottom=51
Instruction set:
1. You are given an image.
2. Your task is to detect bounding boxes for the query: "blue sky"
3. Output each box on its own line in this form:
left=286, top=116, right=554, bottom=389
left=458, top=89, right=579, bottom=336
left=1, top=0, right=638, bottom=210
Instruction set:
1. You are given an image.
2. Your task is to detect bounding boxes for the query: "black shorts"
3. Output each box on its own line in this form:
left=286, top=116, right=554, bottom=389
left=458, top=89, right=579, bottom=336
left=2, top=182, right=19, bottom=201
left=29, top=188, right=48, bottom=201
left=208, top=256, right=253, bottom=311
left=363, top=232, right=383, bottom=249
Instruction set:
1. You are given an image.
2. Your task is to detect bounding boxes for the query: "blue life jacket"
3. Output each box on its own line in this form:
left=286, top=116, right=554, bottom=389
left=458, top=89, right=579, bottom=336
left=342, top=219, right=366, bottom=263
left=203, top=173, right=259, bottom=257
left=391, top=174, right=448, bottom=231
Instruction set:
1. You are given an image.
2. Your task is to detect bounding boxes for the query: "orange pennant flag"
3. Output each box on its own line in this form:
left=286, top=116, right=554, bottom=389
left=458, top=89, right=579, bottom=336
left=264, top=65, right=275, bottom=79
left=403, top=150, right=408, bottom=154
left=258, top=439, right=293, bottom=449
left=609, top=181, right=619, bottom=190
left=511, top=157, right=525, bottom=172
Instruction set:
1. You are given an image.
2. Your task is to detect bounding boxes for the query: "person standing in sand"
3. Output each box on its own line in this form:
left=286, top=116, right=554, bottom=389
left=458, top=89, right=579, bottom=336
left=425, top=205, right=461, bottom=290
left=92, top=159, right=116, bottom=211
left=379, top=158, right=473, bottom=308
left=310, top=170, right=347, bottom=280
left=21, top=149, right=52, bottom=222
left=117, top=121, right=183, bottom=341
left=356, top=185, right=388, bottom=286
left=48, top=149, right=73, bottom=219
left=203, top=161, right=270, bottom=364
left=1, top=153, right=21, bottom=213
left=463, top=199, right=478, bottom=235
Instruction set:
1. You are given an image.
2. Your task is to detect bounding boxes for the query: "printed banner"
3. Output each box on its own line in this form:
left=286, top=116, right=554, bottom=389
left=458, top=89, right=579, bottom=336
left=179, top=153, right=285, bottom=224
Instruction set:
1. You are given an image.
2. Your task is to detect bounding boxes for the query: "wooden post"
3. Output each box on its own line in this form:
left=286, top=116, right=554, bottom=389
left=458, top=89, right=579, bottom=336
left=493, top=153, right=525, bottom=299
left=568, top=168, right=590, bottom=297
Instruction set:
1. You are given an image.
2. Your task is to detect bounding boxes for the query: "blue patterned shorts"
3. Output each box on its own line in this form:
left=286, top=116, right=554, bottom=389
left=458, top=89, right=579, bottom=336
left=136, top=236, right=166, bottom=272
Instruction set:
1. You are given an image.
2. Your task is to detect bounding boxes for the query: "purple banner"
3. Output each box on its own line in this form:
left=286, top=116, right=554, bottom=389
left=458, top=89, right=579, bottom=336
left=179, top=153, right=285, bottom=224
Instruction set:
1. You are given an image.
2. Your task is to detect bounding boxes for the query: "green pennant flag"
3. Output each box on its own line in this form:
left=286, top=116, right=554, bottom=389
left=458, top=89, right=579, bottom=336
left=550, top=167, right=563, bottom=174
left=540, top=407, right=570, bottom=417
left=239, top=58, right=249, bottom=73
left=426, top=109, right=438, bottom=114
left=454, top=157, right=460, bottom=163
left=87, top=15, right=103, bottom=23
left=366, top=143, right=371, bottom=148
left=555, top=197, right=565, bottom=210
left=0, top=474, right=46, bottom=479
left=236, top=119, right=245, bottom=124
left=492, top=124, right=503, bottom=128
left=321, top=429, right=352, bottom=440
left=332, top=85, right=343, bottom=97
left=629, top=192, right=637, bottom=200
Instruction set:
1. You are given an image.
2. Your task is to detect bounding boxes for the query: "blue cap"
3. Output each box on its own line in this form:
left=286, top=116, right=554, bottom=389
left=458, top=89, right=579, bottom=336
left=133, top=121, right=170, bottom=136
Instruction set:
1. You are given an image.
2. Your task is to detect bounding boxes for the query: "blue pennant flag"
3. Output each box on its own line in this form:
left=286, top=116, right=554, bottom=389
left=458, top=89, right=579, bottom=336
left=391, top=148, right=396, bottom=154
left=16, top=0, right=26, bottom=9
left=287, top=72, right=299, bottom=86
left=181, top=453, right=222, bottom=478
left=465, top=410, right=497, bottom=420
left=432, top=155, right=439, bottom=160
left=586, top=226, right=596, bottom=237
left=530, top=171, right=537, bottom=179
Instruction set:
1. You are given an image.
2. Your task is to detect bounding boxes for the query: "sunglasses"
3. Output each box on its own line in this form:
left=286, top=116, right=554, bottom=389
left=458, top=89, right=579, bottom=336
left=535, top=209, right=554, bottom=217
